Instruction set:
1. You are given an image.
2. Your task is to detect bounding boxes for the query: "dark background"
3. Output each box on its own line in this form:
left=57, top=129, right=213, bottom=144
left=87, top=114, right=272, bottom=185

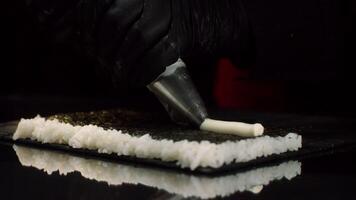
left=1, top=0, right=355, bottom=122
left=1, top=2, right=356, bottom=199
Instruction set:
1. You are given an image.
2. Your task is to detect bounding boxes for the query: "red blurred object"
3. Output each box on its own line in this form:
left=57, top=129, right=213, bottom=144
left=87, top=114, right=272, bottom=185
left=213, top=58, right=286, bottom=112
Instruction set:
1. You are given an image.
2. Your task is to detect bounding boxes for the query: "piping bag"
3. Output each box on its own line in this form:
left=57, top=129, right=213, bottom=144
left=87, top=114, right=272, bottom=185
left=147, top=59, right=264, bottom=137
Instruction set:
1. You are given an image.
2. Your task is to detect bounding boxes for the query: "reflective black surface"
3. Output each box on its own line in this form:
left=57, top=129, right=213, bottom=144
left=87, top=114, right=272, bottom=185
left=1, top=142, right=355, bottom=200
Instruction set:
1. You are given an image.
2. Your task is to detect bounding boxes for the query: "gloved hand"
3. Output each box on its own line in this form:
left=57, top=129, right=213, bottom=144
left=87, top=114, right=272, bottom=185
left=24, top=0, right=253, bottom=90
left=96, top=0, right=253, bottom=90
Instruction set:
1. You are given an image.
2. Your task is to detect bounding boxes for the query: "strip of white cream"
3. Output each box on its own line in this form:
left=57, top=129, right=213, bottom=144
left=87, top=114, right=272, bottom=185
left=200, top=118, right=264, bottom=137
left=14, top=145, right=301, bottom=199
left=13, top=116, right=302, bottom=170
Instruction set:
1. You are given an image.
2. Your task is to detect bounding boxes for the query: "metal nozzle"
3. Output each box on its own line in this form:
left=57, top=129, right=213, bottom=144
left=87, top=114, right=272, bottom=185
left=147, top=59, right=208, bottom=126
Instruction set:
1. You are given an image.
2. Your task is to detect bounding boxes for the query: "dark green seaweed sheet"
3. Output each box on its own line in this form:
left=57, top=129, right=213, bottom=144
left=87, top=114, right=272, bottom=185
left=47, top=109, right=288, bottom=144
left=2, top=109, right=355, bottom=174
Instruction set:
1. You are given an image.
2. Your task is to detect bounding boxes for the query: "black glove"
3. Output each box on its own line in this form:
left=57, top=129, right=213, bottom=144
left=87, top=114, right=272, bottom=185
left=97, top=0, right=252, bottom=89
left=23, top=0, right=253, bottom=90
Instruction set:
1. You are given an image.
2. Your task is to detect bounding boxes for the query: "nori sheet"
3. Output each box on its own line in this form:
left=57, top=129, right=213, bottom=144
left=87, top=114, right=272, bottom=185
left=2, top=109, right=355, bottom=174
left=47, top=108, right=289, bottom=143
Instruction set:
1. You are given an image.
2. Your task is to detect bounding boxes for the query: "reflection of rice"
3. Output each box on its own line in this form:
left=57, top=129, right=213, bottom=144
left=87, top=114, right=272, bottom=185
left=14, top=145, right=301, bottom=199
left=13, top=116, right=302, bottom=170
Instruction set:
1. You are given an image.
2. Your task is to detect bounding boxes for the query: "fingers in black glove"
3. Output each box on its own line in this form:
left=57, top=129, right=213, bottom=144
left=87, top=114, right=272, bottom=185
left=97, top=0, right=144, bottom=61
left=96, top=0, right=178, bottom=89
left=25, top=0, right=254, bottom=90
left=113, top=0, right=174, bottom=88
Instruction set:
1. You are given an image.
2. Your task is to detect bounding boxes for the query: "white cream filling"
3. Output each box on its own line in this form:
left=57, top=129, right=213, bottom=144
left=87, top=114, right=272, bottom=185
left=14, top=145, right=301, bottom=199
left=200, top=118, right=264, bottom=137
left=13, top=116, right=302, bottom=170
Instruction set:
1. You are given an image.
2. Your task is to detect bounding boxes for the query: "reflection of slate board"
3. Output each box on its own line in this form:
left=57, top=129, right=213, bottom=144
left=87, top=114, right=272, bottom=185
left=1, top=109, right=356, bottom=174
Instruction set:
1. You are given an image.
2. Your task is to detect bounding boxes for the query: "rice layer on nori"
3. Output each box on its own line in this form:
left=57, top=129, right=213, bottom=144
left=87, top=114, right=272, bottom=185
left=13, top=109, right=302, bottom=170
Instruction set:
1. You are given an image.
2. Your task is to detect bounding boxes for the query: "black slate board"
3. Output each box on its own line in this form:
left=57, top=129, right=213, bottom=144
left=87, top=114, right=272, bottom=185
left=1, top=110, right=356, bottom=175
